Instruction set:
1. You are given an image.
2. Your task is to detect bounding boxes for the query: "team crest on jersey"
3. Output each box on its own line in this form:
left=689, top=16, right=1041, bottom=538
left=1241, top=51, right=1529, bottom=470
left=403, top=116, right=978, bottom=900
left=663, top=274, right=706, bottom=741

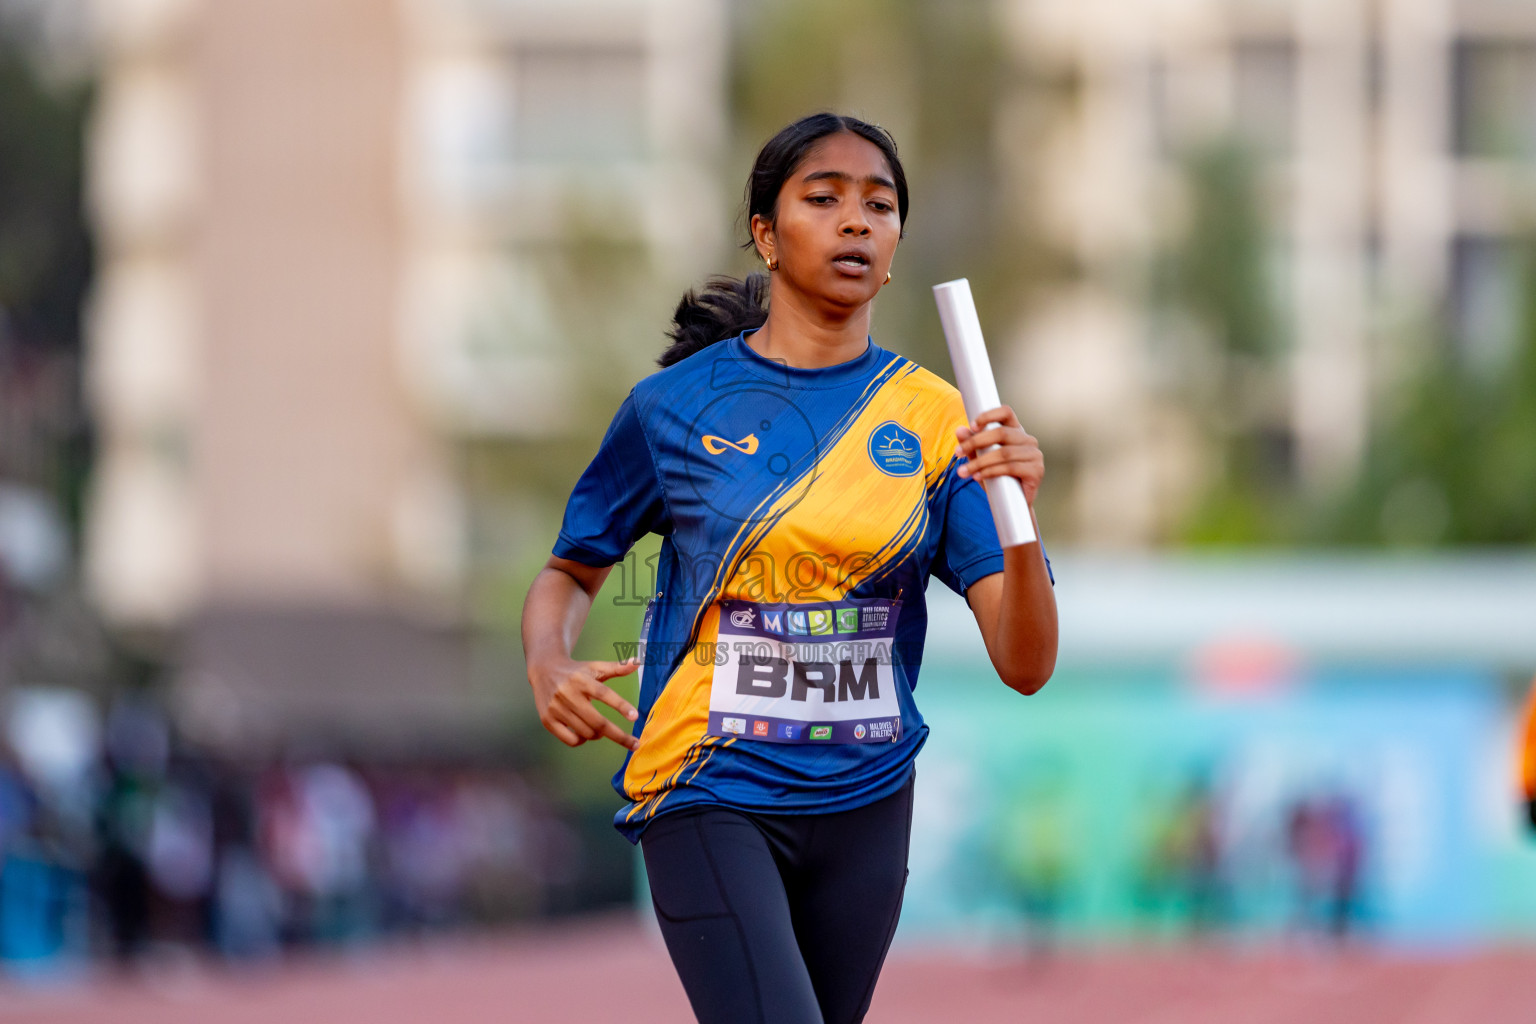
left=867, top=421, right=921, bottom=476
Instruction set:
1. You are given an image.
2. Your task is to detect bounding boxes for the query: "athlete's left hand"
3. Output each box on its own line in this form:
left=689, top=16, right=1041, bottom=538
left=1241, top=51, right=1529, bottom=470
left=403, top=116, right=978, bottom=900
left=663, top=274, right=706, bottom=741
left=954, top=405, right=1044, bottom=504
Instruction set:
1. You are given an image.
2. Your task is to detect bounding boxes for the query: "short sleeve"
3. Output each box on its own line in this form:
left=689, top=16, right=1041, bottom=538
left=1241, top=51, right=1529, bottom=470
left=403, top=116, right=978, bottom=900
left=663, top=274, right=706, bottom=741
left=929, top=466, right=1055, bottom=599
left=552, top=392, right=671, bottom=567
left=929, top=467, right=1005, bottom=599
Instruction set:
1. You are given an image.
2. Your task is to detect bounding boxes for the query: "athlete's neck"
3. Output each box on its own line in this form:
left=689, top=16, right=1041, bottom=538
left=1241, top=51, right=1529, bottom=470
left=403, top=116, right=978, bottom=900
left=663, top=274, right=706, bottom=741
left=747, top=295, right=871, bottom=369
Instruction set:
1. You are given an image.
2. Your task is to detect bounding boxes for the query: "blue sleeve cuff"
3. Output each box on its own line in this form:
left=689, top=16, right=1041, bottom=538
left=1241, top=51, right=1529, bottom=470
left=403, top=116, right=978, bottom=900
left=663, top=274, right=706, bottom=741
left=949, top=543, right=1056, bottom=596
left=951, top=551, right=1006, bottom=596
left=551, top=533, right=620, bottom=568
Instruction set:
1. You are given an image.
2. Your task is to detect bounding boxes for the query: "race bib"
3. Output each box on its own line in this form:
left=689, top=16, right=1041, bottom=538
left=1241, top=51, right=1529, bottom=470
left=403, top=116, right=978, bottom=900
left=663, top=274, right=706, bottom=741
left=707, top=598, right=903, bottom=744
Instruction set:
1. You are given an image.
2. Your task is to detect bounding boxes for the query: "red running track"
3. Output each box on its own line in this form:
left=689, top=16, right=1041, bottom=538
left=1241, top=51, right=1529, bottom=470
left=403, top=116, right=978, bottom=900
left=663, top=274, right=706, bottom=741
left=3, top=914, right=1534, bottom=1024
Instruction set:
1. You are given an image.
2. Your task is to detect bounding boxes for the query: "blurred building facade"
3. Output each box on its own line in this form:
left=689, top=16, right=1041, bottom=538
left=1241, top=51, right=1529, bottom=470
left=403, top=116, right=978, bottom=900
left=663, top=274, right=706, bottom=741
left=83, top=0, right=725, bottom=743
left=1000, top=0, right=1536, bottom=544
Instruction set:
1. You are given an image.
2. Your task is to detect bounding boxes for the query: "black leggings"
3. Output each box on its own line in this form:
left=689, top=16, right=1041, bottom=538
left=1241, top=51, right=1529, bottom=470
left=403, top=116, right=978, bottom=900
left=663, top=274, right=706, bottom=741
left=640, top=775, right=914, bottom=1024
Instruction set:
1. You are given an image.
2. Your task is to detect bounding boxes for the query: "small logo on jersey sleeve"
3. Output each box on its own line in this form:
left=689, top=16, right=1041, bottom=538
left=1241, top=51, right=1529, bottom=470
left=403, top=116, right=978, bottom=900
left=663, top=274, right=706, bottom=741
left=867, top=421, right=921, bottom=476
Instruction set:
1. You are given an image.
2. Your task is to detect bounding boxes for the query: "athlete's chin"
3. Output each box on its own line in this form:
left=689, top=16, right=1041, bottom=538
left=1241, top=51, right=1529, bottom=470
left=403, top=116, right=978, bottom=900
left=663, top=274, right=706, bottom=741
left=815, top=277, right=881, bottom=310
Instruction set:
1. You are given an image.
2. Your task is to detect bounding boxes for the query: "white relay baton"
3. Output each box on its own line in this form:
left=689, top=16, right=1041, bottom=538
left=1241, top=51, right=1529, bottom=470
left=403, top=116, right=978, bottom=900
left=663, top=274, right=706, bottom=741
left=933, top=278, right=1037, bottom=547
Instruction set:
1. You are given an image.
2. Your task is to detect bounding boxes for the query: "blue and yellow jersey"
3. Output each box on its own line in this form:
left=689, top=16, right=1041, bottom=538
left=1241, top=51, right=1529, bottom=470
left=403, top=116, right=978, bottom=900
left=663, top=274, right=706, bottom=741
left=553, top=330, right=1043, bottom=842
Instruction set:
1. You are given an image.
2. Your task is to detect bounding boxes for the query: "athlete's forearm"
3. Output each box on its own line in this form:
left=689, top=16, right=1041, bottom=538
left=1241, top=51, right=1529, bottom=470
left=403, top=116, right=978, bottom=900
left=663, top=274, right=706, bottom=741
left=522, top=560, right=641, bottom=750
left=969, top=518, right=1057, bottom=695
left=994, top=536, right=1058, bottom=693
left=951, top=403, right=1055, bottom=694
left=521, top=563, right=599, bottom=673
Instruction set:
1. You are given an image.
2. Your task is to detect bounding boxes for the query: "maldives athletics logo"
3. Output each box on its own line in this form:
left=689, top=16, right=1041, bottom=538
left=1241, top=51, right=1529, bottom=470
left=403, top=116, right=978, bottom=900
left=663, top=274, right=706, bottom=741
left=867, top=421, right=921, bottom=476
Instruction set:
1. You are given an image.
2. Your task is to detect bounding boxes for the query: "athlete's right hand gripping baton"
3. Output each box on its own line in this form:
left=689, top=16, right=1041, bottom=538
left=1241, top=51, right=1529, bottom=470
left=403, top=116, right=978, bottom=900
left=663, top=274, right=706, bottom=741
left=933, top=278, right=1037, bottom=547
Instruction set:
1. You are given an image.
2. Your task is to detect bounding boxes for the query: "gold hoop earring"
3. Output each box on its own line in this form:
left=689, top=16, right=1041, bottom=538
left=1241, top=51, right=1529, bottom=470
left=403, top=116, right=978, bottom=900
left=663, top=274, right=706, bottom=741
left=885, top=270, right=892, bottom=285
left=765, top=254, right=778, bottom=271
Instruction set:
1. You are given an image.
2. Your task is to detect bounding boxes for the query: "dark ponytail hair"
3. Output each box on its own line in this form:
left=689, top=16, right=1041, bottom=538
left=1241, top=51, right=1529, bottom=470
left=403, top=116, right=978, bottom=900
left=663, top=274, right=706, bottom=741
left=658, top=113, right=909, bottom=368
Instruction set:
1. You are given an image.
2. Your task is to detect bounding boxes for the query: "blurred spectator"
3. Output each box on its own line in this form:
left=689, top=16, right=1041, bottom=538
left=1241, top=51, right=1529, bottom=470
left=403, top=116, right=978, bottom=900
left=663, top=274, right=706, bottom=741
left=0, top=681, right=620, bottom=972
left=145, top=753, right=215, bottom=946
left=1135, top=774, right=1226, bottom=936
left=990, top=763, right=1072, bottom=957
left=378, top=772, right=462, bottom=932
left=93, top=753, right=151, bottom=963
left=294, top=762, right=377, bottom=944
left=207, top=757, right=280, bottom=960
left=1286, top=792, right=1366, bottom=940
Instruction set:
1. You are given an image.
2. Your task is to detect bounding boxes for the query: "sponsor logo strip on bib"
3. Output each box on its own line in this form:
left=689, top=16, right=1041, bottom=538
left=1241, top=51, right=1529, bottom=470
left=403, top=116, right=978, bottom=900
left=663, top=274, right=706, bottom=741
left=707, top=598, right=903, bottom=745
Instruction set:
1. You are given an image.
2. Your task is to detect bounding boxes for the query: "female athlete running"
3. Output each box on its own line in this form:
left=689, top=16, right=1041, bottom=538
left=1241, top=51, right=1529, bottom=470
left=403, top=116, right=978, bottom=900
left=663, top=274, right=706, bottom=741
left=522, top=113, right=1058, bottom=1024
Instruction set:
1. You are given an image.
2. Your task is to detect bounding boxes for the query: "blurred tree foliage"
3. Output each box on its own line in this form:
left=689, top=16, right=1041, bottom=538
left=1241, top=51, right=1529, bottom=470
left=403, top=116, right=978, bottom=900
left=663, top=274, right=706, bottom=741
left=1158, top=139, right=1294, bottom=544
left=0, top=37, right=93, bottom=532
left=1161, top=135, right=1536, bottom=547
left=0, top=41, right=91, bottom=351
left=1172, top=142, right=1277, bottom=363
left=1318, top=242, right=1536, bottom=546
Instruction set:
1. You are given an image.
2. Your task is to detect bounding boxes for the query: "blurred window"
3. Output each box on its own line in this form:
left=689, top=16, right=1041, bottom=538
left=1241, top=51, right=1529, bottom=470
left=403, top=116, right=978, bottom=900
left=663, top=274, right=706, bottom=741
left=1453, top=40, right=1536, bottom=159
left=511, top=45, right=647, bottom=162
left=1233, top=39, right=1296, bottom=160
left=418, top=60, right=517, bottom=203
left=1449, top=235, right=1523, bottom=373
